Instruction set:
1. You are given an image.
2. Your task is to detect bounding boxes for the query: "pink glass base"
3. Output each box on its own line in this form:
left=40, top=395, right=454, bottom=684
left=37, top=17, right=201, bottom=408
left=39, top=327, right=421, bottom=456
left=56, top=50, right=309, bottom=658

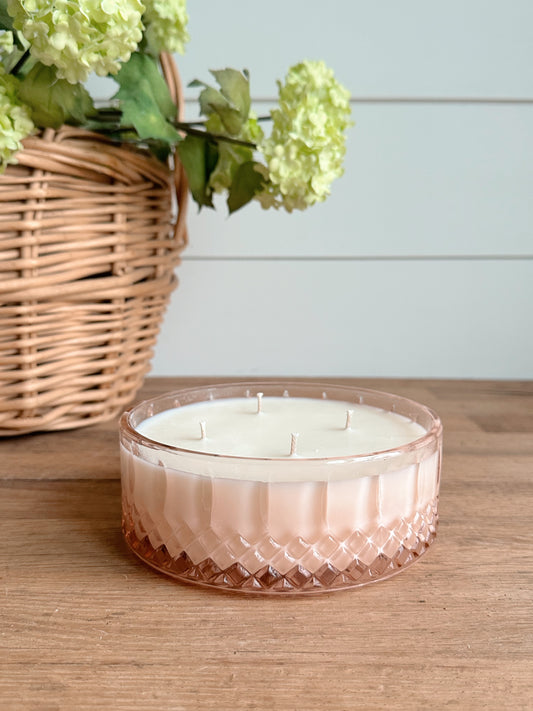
left=120, top=382, right=442, bottom=594
left=123, top=500, right=438, bottom=594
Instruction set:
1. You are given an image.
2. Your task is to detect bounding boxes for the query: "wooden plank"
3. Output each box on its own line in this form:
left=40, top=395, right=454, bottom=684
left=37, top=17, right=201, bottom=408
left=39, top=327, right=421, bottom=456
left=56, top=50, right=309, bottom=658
left=1, top=377, right=532, bottom=709
left=150, top=259, right=533, bottom=379
left=176, top=0, right=533, bottom=100
left=86, top=2, right=533, bottom=101
left=184, top=103, right=533, bottom=258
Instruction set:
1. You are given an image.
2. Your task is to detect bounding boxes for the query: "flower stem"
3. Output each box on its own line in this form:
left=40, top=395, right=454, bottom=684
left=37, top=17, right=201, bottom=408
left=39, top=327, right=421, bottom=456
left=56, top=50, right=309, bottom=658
left=10, top=48, right=31, bottom=76
left=89, top=108, right=259, bottom=148
left=174, top=122, right=256, bottom=148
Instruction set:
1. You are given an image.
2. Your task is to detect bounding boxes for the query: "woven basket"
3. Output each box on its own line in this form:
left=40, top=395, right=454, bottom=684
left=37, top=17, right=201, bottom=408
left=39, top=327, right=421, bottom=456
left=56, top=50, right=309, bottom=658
left=0, top=53, right=188, bottom=435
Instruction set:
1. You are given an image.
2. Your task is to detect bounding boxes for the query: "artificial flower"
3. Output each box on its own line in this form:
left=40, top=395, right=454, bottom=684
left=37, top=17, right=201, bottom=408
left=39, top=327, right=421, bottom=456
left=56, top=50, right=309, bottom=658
left=0, top=2, right=352, bottom=213
left=258, top=60, right=352, bottom=211
left=143, top=0, right=189, bottom=55
left=0, top=65, right=34, bottom=171
left=7, top=0, right=144, bottom=83
left=0, top=29, right=13, bottom=58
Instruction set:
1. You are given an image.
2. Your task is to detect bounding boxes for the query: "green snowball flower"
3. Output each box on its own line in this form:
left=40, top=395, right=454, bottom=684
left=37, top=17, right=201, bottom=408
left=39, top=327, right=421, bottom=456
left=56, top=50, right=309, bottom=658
left=7, top=0, right=144, bottom=84
left=143, top=0, right=189, bottom=55
left=257, top=60, right=352, bottom=212
left=0, top=67, right=35, bottom=172
left=0, top=31, right=15, bottom=59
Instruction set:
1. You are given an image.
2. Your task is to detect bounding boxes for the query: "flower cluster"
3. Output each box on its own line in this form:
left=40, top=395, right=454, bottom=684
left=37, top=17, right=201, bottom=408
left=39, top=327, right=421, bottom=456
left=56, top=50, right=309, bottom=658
left=7, top=0, right=144, bottom=83
left=0, top=0, right=352, bottom=213
left=143, top=0, right=189, bottom=55
left=0, top=65, right=34, bottom=171
left=0, top=28, right=13, bottom=57
left=259, top=61, right=352, bottom=212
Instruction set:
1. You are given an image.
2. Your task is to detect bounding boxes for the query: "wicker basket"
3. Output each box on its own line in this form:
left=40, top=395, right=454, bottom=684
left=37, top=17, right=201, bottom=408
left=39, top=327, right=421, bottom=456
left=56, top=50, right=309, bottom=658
left=0, top=54, right=188, bottom=435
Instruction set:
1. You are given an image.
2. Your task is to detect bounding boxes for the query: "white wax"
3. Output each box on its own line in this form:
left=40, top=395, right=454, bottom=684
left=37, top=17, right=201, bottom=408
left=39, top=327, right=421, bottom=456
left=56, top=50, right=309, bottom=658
left=136, top=396, right=426, bottom=459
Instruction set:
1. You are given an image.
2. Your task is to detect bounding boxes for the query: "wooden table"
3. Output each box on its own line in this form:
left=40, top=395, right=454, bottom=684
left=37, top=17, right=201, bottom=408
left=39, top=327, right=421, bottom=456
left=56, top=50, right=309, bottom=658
left=1, top=378, right=532, bottom=710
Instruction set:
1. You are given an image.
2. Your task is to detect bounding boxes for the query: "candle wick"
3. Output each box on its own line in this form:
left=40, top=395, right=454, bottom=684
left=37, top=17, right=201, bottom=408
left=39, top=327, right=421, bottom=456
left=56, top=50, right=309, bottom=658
left=256, top=392, right=263, bottom=414
left=345, top=409, right=354, bottom=430
left=199, top=420, right=207, bottom=440
left=289, top=432, right=299, bottom=457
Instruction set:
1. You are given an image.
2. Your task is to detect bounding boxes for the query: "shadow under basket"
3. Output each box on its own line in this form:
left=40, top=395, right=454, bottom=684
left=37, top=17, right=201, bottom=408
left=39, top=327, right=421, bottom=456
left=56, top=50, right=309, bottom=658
left=0, top=110, right=188, bottom=435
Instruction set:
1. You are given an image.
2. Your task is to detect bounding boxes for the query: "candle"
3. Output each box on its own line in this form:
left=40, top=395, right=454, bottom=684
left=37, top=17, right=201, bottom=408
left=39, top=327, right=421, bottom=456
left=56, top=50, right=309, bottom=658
left=120, top=383, right=442, bottom=594
left=136, top=395, right=427, bottom=463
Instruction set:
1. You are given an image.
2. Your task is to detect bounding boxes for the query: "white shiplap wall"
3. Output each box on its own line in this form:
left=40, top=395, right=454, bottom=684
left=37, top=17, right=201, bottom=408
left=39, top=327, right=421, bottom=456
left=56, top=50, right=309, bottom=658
left=148, top=0, right=533, bottom=379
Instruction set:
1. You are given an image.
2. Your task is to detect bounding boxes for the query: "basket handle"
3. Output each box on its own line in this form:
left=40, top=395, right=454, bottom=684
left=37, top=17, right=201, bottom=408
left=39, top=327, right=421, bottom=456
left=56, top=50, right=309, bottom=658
left=160, top=52, right=189, bottom=249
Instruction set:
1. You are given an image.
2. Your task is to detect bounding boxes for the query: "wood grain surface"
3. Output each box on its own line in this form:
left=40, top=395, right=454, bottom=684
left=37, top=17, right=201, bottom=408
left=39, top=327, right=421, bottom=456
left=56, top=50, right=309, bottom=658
left=1, top=377, right=532, bottom=711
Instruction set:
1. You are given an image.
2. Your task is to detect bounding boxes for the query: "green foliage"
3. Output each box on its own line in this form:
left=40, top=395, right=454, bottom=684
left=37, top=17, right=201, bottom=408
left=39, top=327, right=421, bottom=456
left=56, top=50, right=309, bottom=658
left=176, top=134, right=219, bottom=209
left=17, top=63, right=94, bottom=128
left=183, top=68, right=265, bottom=211
left=210, top=69, right=251, bottom=121
left=114, top=52, right=180, bottom=145
left=227, top=161, right=265, bottom=214
left=0, top=2, right=14, bottom=32
left=191, top=68, right=251, bottom=136
left=0, top=0, right=351, bottom=215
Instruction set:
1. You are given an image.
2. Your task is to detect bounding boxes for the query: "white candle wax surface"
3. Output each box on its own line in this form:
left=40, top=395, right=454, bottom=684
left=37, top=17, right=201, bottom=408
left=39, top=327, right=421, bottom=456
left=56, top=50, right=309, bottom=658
left=136, top=396, right=426, bottom=459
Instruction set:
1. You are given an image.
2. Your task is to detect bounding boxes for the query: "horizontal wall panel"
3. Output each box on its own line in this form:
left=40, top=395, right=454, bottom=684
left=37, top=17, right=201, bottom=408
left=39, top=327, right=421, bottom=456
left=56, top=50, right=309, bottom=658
left=150, top=259, right=533, bottom=379
left=184, top=103, right=533, bottom=258
left=177, top=0, right=533, bottom=100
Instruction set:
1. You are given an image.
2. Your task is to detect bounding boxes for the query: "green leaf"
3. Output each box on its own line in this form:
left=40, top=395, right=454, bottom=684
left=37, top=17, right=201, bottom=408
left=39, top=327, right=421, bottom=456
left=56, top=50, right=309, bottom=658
left=177, top=135, right=219, bottom=209
left=190, top=69, right=252, bottom=136
left=207, top=104, right=243, bottom=136
left=145, top=141, right=172, bottom=163
left=17, top=63, right=95, bottom=128
left=227, top=161, right=266, bottom=214
left=197, top=85, right=227, bottom=117
left=114, top=52, right=180, bottom=144
left=0, top=2, right=14, bottom=32
left=194, top=84, right=241, bottom=135
left=210, top=69, right=251, bottom=119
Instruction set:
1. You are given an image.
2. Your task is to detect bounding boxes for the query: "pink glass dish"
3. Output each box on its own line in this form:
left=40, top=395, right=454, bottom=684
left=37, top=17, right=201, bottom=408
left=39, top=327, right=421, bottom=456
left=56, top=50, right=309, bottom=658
left=120, top=382, right=443, bottom=594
